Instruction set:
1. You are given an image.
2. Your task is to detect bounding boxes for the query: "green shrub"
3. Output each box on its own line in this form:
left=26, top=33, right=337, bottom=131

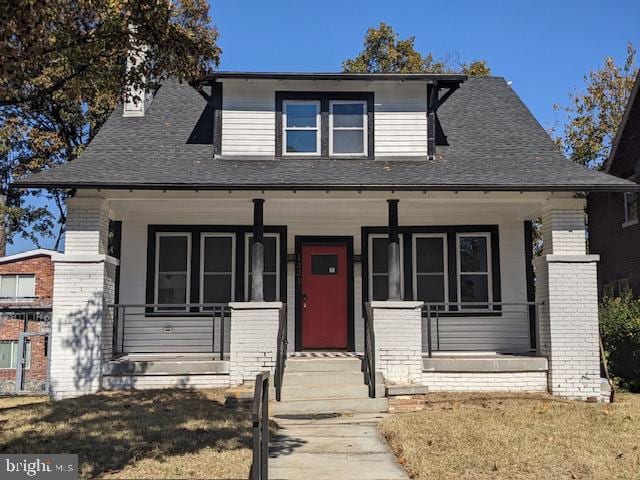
left=599, top=292, right=640, bottom=392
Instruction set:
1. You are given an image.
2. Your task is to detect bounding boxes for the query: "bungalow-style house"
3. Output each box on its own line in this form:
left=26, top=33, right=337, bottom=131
left=588, top=72, right=640, bottom=298
left=14, top=71, right=638, bottom=409
left=0, top=249, right=54, bottom=394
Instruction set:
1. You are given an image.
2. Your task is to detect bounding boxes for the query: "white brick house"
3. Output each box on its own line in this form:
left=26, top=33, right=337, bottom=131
left=15, top=72, right=637, bottom=403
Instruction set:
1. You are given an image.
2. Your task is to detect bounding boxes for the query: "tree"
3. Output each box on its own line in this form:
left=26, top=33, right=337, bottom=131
left=342, top=23, right=490, bottom=75
left=0, top=0, right=220, bottom=252
left=555, top=42, right=638, bottom=169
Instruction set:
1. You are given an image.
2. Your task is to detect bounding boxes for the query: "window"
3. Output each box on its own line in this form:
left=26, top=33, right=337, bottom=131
left=155, top=233, right=191, bottom=310
left=624, top=193, right=639, bottom=225
left=368, top=234, right=403, bottom=301
left=457, top=233, right=492, bottom=309
left=283, top=100, right=320, bottom=155
left=603, top=283, right=616, bottom=298
left=245, top=233, right=280, bottom=301
left=0, top=274, right=35, bottom=300
left=412, top=234, right=448, bottom=306
left=200, top=234, right=235, bottom=305
left=330, top=101, right=367, bottom=156
left=618, top=278, right=631, bottom=295
left=0, top=341, right=30, bottom=369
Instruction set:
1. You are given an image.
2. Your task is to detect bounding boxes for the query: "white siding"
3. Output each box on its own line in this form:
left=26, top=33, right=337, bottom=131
left=220, top=79, right=427, bottom=157
left=112, top=193, right=538, bottom=355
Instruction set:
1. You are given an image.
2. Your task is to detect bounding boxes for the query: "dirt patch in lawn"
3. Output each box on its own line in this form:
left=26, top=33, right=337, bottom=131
left=379, top=392, right=640, bottom=480
left=0, top=389, right=252, bottom=479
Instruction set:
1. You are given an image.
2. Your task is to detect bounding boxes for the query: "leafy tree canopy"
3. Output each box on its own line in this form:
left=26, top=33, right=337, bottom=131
left=0, top=0, right=220, bottom=252
left=342, top=23, right=491, bottom=75
left=555, top=42, right=638, bottom=169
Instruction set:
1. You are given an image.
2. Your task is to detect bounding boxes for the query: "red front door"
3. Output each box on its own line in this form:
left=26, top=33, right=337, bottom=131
left=301, top=243, right=348, bottom=350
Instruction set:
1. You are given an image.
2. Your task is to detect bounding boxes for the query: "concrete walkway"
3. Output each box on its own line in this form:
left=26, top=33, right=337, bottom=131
left=269, top=413, right=409, bottom=480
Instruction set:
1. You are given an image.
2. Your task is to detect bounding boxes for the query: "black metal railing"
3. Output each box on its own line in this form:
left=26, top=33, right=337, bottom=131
left=363, top=302, right=376, bottom=398
left=251, top=371, right=270, bottom=480
left=421, top=301, right=542, bottom=357
left=0, top=309, right=51, bottom=323
left=109, top=303, right=230, bottom=358
left=274, top=304, right=288, bottom=402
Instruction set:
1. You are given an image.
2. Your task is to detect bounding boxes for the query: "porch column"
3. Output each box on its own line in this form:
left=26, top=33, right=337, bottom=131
left=387, top=199, right=402, bottom=301
left=251, top=199, right=265, bottom=302
left=533, top=198, right=601, bottom=401
left=50, top=197, right=118, bottom=399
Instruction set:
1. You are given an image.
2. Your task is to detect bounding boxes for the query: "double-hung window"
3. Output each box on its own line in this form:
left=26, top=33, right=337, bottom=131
left=330, top=101, right=367, bottom=156
left=457, top=233, right=492, bottom=309
left=200, top=234, right=235, bottom=306
left=368, top=234, right=403, bottom=301
left=413, top=234, right=448, bottom=307
left=624, top=192, right=639, bottom=226
left=283, top=100, right=320, bottom=155
left=0, top=340, right=30, bottom=369
left=155, top=233, right=191, bottom=310
left=245, top=233, right=280, bottom=301
left=0, top=274, right=35, bottom=301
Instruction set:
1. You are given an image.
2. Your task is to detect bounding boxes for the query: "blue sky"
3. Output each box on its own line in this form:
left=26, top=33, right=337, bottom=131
left=8, top=0, right=640, bottom=254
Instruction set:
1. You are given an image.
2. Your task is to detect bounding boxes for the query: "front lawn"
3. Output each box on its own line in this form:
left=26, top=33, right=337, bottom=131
left=0, top=389, right=252, bottom=479
left=380, top=392, right=640, bottom=480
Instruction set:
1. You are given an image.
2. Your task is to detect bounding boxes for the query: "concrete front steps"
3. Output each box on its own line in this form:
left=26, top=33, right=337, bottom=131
left=272, top=357, right=388, bottom=415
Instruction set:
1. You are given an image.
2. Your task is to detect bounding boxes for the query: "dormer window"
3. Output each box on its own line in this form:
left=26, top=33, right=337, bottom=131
left=276, top=92, right=374, bottom=159
left=283, top=100, right=320, bottom=155
left=330, top=101, right=367, bottom=156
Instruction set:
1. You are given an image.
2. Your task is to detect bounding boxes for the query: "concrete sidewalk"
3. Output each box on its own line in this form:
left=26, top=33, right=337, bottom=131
left=269, top=413, right=409, bottom=480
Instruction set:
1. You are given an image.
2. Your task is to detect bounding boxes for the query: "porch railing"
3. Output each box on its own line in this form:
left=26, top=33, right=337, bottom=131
left=109, top=303, right=230, bottom=359
left=363, top=302, right=376, bottom=398
left=250, top=371, right=270, bottom=480
left=273, top=303, right=288, bottom=401
left=422, top=301, right=542, bottom=357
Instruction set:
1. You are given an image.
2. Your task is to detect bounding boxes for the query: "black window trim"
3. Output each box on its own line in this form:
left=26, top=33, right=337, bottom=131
left=361, top=225, right=502, bottom=317
left=146, top=225, right=287, bottom=316
left=275, top=91, right=375, bottom=159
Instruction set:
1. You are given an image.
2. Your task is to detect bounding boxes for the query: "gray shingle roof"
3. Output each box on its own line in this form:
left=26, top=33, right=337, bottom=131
left=14, top=75, right=638, bottom=191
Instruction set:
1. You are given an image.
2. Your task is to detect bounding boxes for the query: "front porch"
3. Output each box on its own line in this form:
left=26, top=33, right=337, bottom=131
left=48, top=190, right=601, bottom=401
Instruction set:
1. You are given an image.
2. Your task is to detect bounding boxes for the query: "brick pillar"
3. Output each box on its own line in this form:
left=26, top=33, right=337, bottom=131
left=371, top=301, right=423, bottom=384
left=229, top=302, right=282, bottom=384
left=535, top=199, right=601, bottom=401
left=49, top=197, right=118, bottom=399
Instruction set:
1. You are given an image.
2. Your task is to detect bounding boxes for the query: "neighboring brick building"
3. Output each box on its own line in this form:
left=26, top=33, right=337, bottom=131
left=0, top=249, right=55, bottom=394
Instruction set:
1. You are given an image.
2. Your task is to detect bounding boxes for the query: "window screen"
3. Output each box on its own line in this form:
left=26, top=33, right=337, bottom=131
left=201, top=235, right=235, bottom=304
left=156, top=234, right=190, bottom=309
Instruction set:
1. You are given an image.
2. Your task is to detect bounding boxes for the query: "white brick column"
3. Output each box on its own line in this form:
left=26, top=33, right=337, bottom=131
left=49, top=197, right=117, bottom=399
left=371, top=301, right=423, bottom=384
left=229, top=302, right=282, bottom=384
left=535, top=198, right=601, bottom=401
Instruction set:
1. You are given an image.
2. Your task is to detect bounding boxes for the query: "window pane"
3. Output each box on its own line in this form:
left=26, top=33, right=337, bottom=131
left=248, top=236, right=277, bottom=273
left=0, top=342, right=11, bottom=368
left=264, top=274, right=277, bottom=302
left=158, top=236, right=188, bottom=272
left=285, top=103, right=317, bottom=128
left=372, top=275, right=388, bottom=301
left=416, top=238, right=444, bottom=273
left=460, top=274, right=489, bottom=303
left=0, top=276, right=16, bottom=298
left=333, top=130, right=364, bottom=154
left=626, top=193, right=638, bottom=222
left=203, top=236, right=233, bottom=272
left=157, top=273, right=187, bottom=304
left=286, top=130, right=317, bottom=153
left=311, top=255, right=338, bottom=275
left=24, top=341, right=31, bottom=369
left=372, top=238, right=388, bottom=274
left=203, top=274, right=232, bottom=303
left=17, top=275, right=35, bottom=298
left=333, top=103, right=364, bottom=127
left=416, top=275, right=445, bottom=302
left=459, top=237, right=488, bottom=272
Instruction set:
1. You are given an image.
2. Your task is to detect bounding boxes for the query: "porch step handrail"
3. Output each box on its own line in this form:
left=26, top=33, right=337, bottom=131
left=422, top=301, right=544, bottom=358
left=108, top=303, right=230, bottom=359
left=251, top=371, right=270, bottom=480
left=363, top=302, right=376, bottom=398
left=274, top=303, right=288, bottom=401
